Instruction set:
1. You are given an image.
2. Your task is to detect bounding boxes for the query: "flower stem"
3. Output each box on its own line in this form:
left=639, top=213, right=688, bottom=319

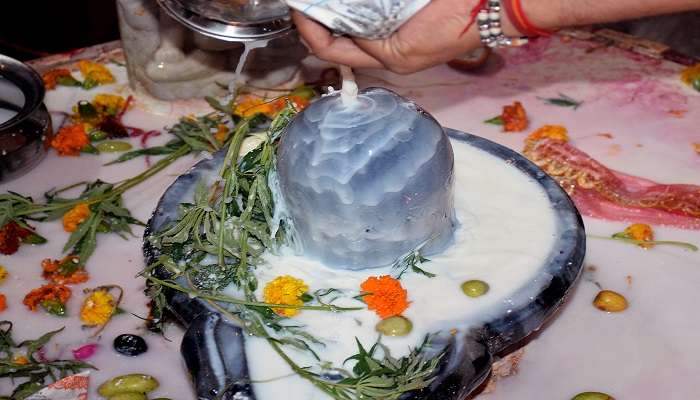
left=147, top=277, right=363, bottom=312
left=587, top=234, right=698, bottom=251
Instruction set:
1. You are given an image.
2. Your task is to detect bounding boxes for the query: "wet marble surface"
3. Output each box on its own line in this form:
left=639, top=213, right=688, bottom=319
left=1, top=31, right=699, bottom=399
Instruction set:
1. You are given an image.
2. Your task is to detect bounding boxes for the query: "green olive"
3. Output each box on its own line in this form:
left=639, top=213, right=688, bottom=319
left=89, top=130, right=109, bottom=141
left=96, top=140, right=133, bottom=153
left=98, top=374, right=159, bottom=397
left=461, top=280, right=489, bottom=298
left=375, top=316, right=413, bottom=337
left=593, top=290, right=628, bottom=312
left=107, top=393, right=148, bottom=400
left=571, top=391, right=615, bottom=400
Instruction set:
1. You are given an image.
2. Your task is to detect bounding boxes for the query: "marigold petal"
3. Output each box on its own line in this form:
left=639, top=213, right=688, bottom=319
left=526, top=125, right=569, bottom=143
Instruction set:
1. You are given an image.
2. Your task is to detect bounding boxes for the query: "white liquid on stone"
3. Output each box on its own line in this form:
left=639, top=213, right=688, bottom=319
left=339, top=65, right=358, bottom=105
left=236, top=139, right=560, bottom=399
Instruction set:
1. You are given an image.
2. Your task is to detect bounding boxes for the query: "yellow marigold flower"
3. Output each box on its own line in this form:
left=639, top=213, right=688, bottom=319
left=0, top=266, right=7, bottom=284
left=92, top=93, right=127, bottom=116
left=13, top=355, right=29, bottom=365
left=624, top=223, right=654, bottom=248
left=233, top=97, right=274, bottom=118
left=63, top=203, right=91, bottom=233
left=263, top=275, right=309, bottom=317
left=77, top=60, right=115, bottom=85
left=527, top=125, right=569, bottom=142
left=80, top=290, right=116, bottom=326
left=680, top=63, right=700, bottom=86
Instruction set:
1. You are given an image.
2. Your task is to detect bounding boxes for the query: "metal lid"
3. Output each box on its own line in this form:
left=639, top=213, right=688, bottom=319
left=157, top=0, right=293, bottom=42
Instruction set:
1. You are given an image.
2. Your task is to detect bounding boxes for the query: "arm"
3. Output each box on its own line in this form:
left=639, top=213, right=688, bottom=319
left=294, top=0, right=700, bottom=74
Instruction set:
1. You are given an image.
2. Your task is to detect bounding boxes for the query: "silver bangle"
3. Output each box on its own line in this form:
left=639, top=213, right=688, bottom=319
left=477, top=0, right=528, bottom=48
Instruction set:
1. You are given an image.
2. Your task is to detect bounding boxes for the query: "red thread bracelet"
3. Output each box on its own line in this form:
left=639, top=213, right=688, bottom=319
left=503, top=0, right=553, bottom=37
left=460, top=0, right=488, bottom=37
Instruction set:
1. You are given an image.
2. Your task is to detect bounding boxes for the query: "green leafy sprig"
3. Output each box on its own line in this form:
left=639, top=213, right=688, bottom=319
left=105, top=113, right=229, bottom=165
left=538, top=93, right=583, bottom=109
left=0, top=321, right=94, bottom=400
left=268, top=335, right=443, bottom=400
left=392, top=240, right=435, bottom=279
left=0, top=144, right=190, bottom=265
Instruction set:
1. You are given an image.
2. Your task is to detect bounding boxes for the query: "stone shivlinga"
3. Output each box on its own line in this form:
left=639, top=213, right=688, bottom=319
left=276, top=87, right=457, bottom=270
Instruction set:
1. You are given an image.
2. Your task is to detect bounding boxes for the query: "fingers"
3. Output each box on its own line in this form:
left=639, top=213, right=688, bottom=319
left=352, top=36, right=418, bottom=74
left=291, top=11, right=385, bottom=69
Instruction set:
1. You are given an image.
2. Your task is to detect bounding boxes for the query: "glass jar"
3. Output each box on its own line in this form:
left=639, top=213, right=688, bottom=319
left=116, top=0, right=307, bottom=100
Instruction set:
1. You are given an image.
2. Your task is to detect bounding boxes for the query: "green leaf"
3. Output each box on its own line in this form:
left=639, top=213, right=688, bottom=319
left=62, top=211, right=98, bottom=254
left=300, top=293, right=314, bottom=303
left=484, top=116, right=504, bottom=125
left=205, top=96, right=231, bottom=114
left=19, top=327, right=65, bottom=361
left=11, top=381, right=44, bottom=400
left=538, top=93, right=583, bottom=109
left=81, top=143, right=99, bottom=154
left=77, top=100, right=98, bottom=119
left=104, top=141, right=183, bottom=165
left=40, top=300, right=67, bottom=317
left=22, top=232, right=47, bottom=245
left=56, top=75, right=81, bottom=87
left=82, top=77, right=98, bottom=89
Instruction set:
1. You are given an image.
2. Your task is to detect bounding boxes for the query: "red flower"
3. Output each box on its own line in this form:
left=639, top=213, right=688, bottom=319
left=0, top=222, right=32, bottom=255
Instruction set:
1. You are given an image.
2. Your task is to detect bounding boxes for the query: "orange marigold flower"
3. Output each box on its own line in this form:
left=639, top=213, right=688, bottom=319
left=693, top=143, right=700, bottom=155
left=63, top=203, right=91, bottom=232
left=360, top=275, right=409, bottom=319
left=527, top=125, right=569, bottom=142
left=271, top=95, right=311, bottom=114
left=42, top=68, right=73, bottom=90
left=501, top=101, right=529, bottom=132
left=233, top=97, right=275, bottom=118
left=76, top=60, right=115, bottom=85
left=23, top=284, right=71, bottom=312
left=680, top=63, right=700, bottom=86
left=624, top=223, right=654, bottom=248
left=0, top=294, right=6, bottom=312
left=0, top=221, right=32, bottom=255
left=214, top=124, right=229, bottom=143
left=12, top=355, right=28, bottom=365
left=42, top=256, right=89, bottom=285
left=51, top=124, right=90, bottom=156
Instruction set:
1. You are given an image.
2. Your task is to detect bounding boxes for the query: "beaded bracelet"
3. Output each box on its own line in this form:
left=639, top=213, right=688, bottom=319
left=477, top=0, right=529, bottom=48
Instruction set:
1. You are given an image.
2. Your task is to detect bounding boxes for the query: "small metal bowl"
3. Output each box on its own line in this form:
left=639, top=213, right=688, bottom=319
left=157, top=0, right=293, bottom=42
left=0, top=54, right=52, bottom=182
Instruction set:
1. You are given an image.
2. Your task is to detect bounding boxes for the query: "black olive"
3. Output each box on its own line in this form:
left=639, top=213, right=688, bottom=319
left=113, top=333, right=148, bottom=356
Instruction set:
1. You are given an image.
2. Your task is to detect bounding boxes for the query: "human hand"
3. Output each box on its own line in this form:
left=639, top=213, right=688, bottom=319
left=292, top=0, right=504, bottom=74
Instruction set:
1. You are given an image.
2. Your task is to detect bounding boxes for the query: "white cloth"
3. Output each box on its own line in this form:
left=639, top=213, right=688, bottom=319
left=286, top=0, right=430, bottom=39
